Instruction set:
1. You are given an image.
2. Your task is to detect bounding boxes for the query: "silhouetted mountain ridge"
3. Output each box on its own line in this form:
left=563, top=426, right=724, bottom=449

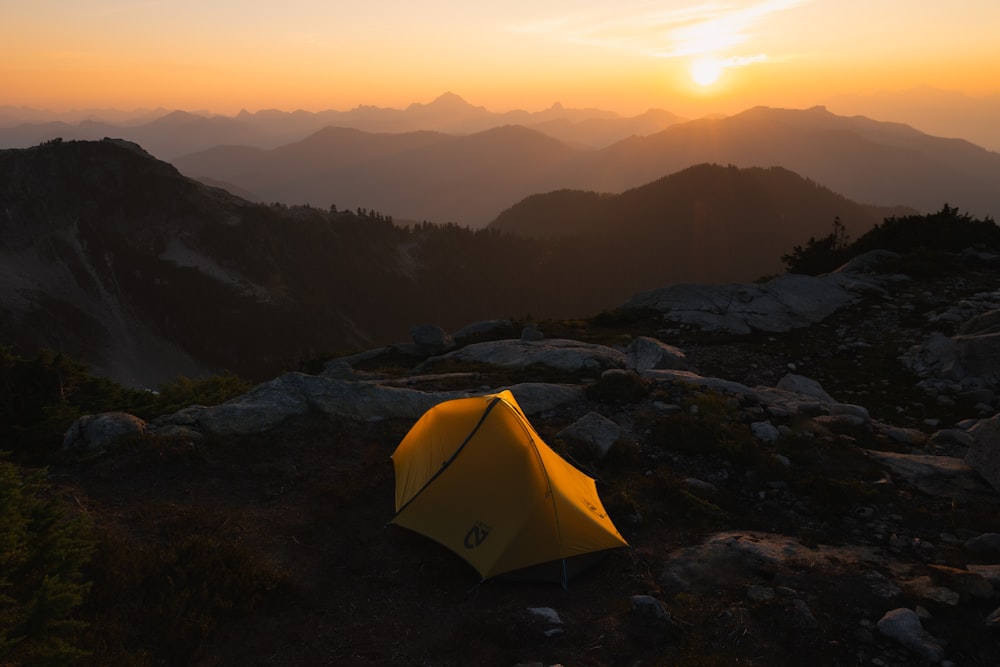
left=0, top=93, right=678, bottom=160
left=171, top=106, right=1000, bottom=227
left=491, top=163, right=912, bottom=284
left=0, top=139, right=920, bottom=387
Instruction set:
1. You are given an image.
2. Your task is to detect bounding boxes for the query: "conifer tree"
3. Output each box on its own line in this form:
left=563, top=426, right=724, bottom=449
left=0, top=459, right=95, bottom=665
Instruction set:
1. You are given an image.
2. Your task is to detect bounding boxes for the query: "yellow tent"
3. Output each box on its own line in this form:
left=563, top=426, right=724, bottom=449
left=389, top=390, right=628, bottom=584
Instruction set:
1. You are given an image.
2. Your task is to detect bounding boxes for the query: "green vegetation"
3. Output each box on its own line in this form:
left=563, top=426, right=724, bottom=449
left=783, top=205, right=1000, bottom=275
left=0, top=342, right=285, bottom=666
left=781, top=216, right=852, bottom=275
left=0, top=345, right=249, bottom=464
left=0, top=460, right=95, bottom=666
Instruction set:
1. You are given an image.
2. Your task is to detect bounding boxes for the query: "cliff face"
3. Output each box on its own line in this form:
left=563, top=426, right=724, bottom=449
left=0, top=140, right=401, bottom=385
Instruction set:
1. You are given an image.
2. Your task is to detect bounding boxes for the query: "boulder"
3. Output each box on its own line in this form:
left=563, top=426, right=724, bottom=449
left=622, top=273, right=881, bottom=335
left=775, top=374, right=835, bottom=403
left=451, top=319, right=512, bottom=341
left=423, top=339, right=626, bottom=374
left=160, top=374, right=588, bottom=438
left=557, top=412, right=621, bottom=459
left=903, top=301, right=1000, bottom=391
left=926, top=564, right=996, bottom=600
left=626, top=336, right=694, bottom=373
left=627, top=595, right=678, bottom=646
left=521, top=325, right=545, bottom=341
left=63, top=411, right=147, bottom=456
left=643, top=369, right=756, bottom=400
left=502, top=383, right=586, bottom=415
left=964, top=533, right=1000, bottom=555
left=195, top=374, right=313, bottom=436
left=657, top=531, right=882, bottom=596
left=409, top=324, right=455, bottom=352
left=833, top=249, right=899, bottom=274
left=966, top=414, right=1000, bottom=492
left=876, top=608, right=946, bottom=663
left=864, top=450, right=994, bottom=499
left=751, top=421, right=781, bottom=444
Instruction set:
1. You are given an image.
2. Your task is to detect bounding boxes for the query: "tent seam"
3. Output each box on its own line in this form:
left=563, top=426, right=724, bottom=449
left=390, top=396, right=502, bottom=521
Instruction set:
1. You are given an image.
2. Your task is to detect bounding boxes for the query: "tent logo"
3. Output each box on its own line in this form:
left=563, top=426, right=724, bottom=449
left=464, top=521, right=492, bottom=549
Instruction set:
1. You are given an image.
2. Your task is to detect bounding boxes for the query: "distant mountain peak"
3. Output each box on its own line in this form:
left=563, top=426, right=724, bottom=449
left=408, top=92, right=476, bottom=112
left=432, top=91, right=467, bottom=105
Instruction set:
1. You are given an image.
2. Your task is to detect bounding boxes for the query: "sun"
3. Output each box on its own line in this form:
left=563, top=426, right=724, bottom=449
left=690, top=58, right=724, bottom=86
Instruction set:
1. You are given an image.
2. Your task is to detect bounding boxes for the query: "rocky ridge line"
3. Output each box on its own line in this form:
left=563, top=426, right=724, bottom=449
left=63, top=250, right=1000, bottom=665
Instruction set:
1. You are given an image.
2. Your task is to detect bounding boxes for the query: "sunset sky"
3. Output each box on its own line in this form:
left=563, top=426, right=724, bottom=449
left=3, top=0, right=1000, bottom=118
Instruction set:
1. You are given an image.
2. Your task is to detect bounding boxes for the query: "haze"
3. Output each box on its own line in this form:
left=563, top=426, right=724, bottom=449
left=4, top=1, right=1000, bottom=131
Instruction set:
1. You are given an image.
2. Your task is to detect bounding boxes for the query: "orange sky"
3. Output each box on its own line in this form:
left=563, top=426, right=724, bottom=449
left=3, top=0, right=1000, bottom=120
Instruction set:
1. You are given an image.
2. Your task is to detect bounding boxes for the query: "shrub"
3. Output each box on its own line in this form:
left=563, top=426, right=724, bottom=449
left=781, top=217, right=852, bottom=275
left=781, top=205, right=1000, bottom=276
left=0, top=346, right=249, bottom=464
left=0, top=458, right=95, bottom=665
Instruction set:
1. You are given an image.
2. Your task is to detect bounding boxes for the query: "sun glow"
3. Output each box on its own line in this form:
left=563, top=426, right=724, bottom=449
left=690, top=58, right=724, bottom=86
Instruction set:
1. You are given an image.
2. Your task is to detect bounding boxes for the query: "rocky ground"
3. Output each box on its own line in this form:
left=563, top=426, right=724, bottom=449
left=57, top=252, right=1000, bottom=666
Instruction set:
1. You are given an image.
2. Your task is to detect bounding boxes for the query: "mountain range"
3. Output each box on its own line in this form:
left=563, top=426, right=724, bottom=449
left=170, top=105, right=1000, bottom=228
left=0, top=139, right=906, bottom=387
left=0, top=92, right=684, bottom=159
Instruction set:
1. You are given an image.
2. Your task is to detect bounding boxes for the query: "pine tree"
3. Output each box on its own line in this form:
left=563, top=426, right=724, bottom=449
left=0, top=459, right=95, bottom=665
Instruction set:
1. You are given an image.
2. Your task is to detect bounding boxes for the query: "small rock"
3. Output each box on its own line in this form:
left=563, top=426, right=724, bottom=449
left=684, top=478, right=717, bottom=494
left=788, top=598, right=818, bottom=630
left=626, top=336, right=694, bottom=373
left=521, top=325, right=545, bottom=341
left=966, top=564, right=1000, bottom=588
left=527, top=607, right=563, bottom=625
left=876, top=608, right=946, bottom=663
left=746, top=585, right=775, bottom=602
left=964, top=532, right=1000, bottom=555
left=409, top=324, right=455, bottom=351
left=863, top=570, right=901, bottom=599
left=751, top=421, right=781, bottom=444
left=556, top=412, right=621, bottom=460
left=451, top=318, right=512, bottom=340
left=928, top=564, right=996, bottom=600
left=776, top=374, right=835, bottom=402
left=923, top=586, right=961, bottom=606
left=931, top=428, right=974, bottom=448
left=831, top=403, right=870, bottom=421
left=629, top=594, right=676, bottom=644
left=879, top=426, right=927, bottom=446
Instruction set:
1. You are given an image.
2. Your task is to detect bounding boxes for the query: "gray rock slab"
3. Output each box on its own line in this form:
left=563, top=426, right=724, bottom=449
left=864, top=450, right=994, bottom=499
left=423, top=339, right=626, bottom=373
left=622, top=273, right=879, bottom=335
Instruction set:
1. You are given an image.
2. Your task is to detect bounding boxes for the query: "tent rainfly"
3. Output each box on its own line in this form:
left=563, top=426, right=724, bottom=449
left=389, top=390, right=628, bottom=585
